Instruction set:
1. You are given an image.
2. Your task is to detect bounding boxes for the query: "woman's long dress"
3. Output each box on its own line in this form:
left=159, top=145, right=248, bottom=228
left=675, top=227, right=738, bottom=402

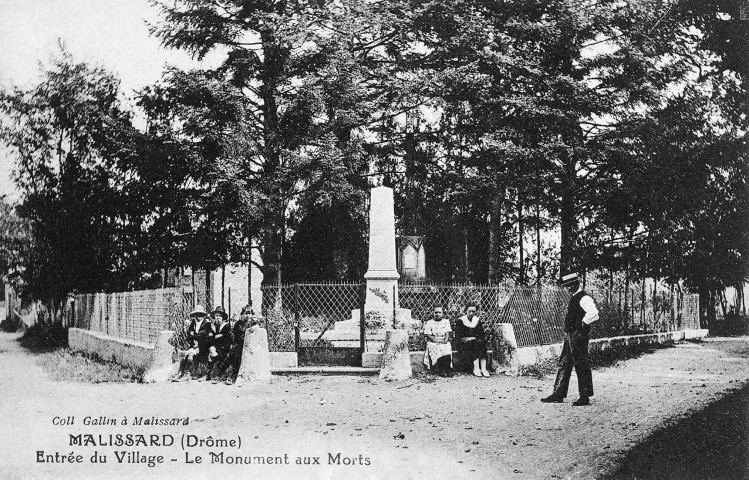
left=455, top=315, right=488, bottom=361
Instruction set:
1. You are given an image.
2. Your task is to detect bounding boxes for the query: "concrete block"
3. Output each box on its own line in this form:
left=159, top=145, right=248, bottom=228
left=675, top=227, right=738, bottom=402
left=684, top=329, right=709, bottom=340
left=269, top=352, right=298, bottom=368
left=517, top=343, right=563, bottom=366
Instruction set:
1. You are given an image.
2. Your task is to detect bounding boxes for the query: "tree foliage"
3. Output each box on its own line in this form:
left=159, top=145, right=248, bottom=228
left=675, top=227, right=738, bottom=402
left=0, top=48, right=143, bottom=305
left=0, top=1, right=745, bottom=316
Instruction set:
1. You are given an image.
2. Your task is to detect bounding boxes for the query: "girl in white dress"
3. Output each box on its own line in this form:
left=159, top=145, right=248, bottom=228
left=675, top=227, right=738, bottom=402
left=423, top=306, right=453, bottom=377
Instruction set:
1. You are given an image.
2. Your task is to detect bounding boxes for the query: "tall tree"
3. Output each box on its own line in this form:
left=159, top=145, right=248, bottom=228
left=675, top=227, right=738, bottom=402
left=0, top=197, right=31, bottom=291
left=148, top=0, right=422, bottom=285
left=0, top=48, right=139, bottom=306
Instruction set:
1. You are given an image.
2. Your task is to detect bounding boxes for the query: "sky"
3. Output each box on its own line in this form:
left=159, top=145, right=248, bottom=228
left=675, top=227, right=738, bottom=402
left=0, top=0, right=220, bottom=202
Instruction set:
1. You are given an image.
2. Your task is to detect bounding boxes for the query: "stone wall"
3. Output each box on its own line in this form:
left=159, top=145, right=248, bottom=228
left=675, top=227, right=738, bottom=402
left=514, top=329, right=709, bottom=371
left=363, top=328, right=710, bottom=373
left=68, top=327, right=154, bottom=370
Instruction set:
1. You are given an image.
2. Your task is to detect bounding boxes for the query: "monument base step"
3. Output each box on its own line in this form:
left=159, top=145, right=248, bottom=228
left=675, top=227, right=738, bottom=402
left=271, top=367, right=379, bottom=375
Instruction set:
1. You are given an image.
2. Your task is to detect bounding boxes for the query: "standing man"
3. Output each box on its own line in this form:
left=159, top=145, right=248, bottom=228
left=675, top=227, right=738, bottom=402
left=541, top=272, right=599, bottom=406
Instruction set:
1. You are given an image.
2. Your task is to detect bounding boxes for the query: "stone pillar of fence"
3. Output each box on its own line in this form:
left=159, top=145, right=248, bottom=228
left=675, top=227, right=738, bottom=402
left=493, top=323, right=519, bottom=376
left=236, top=326, right=272, bottom=384
left=379, top=329, right=411, bottom=381
left=143, top=330, right=178, bottom=383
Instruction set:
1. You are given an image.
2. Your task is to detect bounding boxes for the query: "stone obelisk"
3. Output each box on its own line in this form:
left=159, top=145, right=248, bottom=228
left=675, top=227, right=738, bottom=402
left=363, top=186, right=401, bottom=314
left=310, top=186, right=414, bottom=349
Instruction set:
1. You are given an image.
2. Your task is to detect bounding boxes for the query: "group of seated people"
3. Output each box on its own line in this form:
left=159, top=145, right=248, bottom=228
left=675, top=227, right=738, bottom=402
left=171, top=303, right=262, bottom=384
left=171, top=300, right=489, bottom=381
left=423, top=302, right=492, bottom=378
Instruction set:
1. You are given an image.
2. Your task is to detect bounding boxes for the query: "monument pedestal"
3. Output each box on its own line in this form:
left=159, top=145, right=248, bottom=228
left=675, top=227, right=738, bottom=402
left=311, top=307, right=419, bottom=351
left=308, top=186, right=421, bottom=352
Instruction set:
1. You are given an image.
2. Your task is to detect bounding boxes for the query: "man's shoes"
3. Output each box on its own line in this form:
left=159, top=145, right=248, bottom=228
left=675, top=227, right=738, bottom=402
left=473, top=369, right=482, bottom=377
left=481, top=369, right=490, bottom=377
left=572, top=397, right=590, bottom=406
left=540, top=394, right=564, bottom=403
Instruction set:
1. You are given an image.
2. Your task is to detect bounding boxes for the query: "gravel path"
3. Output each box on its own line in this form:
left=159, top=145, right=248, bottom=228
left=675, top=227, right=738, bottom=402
left=0, top=332, right=747, bottom=480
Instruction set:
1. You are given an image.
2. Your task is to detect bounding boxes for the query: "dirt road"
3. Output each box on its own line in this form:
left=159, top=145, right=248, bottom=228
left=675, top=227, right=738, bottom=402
left=0, top=332, right=747, bottom=480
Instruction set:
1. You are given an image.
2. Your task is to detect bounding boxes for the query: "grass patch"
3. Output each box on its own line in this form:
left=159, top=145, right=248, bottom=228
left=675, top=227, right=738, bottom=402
left=589, top=341, right=673, bottom=369
left=39, top=349, right=144, bottom=383
left=700, top=338, right=749, bottom=357
left=20, top=323, right=143, bottom=382
left=519, top=355, right=558, bottom=378
left=19, top=321, right=68, bottom=352
left=518, top=340, right=675, bottom=378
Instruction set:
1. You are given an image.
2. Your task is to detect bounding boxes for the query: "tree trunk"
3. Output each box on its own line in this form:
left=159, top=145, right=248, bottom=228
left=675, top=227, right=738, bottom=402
left=536, top=203, right=542, bottom=286
left=463, top=226, right=469, bottom=282
left=259, top=31, right=285, bottom=293
left=560, top=151, right=576, bottom=274
left=191, top=269, right=196, bottom=308
left=518, top=200, right=524, bottom=286
left=488, top=187, right=505, bottom=284
left=221, top=265, right=226, bottom=307
left=623, top=259, right=631, bottom=331
left=247, top=250, right=252, bottom=309
left=262, top=226, right=283, bottom=287
left=205, top=269, right=212, bottom=311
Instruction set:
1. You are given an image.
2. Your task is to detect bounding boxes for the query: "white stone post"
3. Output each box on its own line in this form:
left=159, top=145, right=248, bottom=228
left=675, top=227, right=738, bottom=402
left=494, top=323, right=519, bottom=376
left=379, top=329, right=412, bottom=381
left=143, top=330, right=178, bottom=383
left=236, top=326, right=272, bottom=384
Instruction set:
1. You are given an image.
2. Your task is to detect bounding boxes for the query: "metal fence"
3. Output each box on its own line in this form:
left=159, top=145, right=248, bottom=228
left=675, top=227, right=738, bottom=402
left=590, top=287, right=700, bottom=338
left=263, top=283, right=702, bottom=352
left=71, top=288, right=192, bottom=345
left=68, top=283, right=700, bottom=355
left=399, top=284, right=570, bottom=349
left=260, top=283, right=362, bottom=352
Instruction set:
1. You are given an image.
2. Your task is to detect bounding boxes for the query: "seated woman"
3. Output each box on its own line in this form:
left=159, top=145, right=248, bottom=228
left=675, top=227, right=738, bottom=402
left=172, top=304, right=213, bottom=381
left=423, top=305, right=453, bottom=377
left=213, top=304, right=260, bottom=384
left=207, top=306, right=233, bottom=381
left=454, top=302, right=490, bottom=377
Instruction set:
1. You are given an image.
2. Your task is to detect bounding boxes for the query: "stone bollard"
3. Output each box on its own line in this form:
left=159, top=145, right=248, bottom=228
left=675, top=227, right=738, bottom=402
left=494, top=323, right=519, bottom=376
left=379, top=329, right=411, bottom=381
left=143, top=330, right=178, bottom=383
left=236, top=326, right=272, bottom=385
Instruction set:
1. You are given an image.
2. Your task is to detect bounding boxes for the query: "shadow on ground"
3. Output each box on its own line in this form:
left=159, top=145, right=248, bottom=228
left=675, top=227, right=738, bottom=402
left=602, top=380, right=749, bottom=480
left=16, top=322, right=68, bottom=353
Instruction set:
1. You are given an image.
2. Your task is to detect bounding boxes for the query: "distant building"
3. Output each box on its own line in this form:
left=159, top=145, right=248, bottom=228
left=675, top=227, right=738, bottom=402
left=169, top=249, right=264, bottom=318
